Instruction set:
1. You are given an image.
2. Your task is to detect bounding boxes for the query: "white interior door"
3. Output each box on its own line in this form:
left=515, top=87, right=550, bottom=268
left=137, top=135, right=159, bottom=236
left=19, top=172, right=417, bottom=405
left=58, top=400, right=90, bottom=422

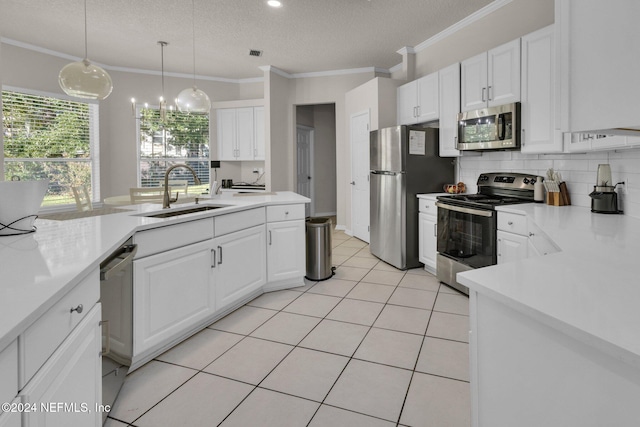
left=296, top=125, right=314, bottom=217
left=350, top=110, right=370, bottom=242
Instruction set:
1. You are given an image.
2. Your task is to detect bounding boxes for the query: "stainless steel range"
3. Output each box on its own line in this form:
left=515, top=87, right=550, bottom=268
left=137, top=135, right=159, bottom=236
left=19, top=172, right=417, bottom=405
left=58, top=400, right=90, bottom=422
left=435, top=172, right=539, bottom=294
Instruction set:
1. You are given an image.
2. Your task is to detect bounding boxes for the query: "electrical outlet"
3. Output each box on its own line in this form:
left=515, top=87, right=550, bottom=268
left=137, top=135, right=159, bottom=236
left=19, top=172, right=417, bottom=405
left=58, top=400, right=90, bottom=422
left=253, top=168, right=259, bottom=173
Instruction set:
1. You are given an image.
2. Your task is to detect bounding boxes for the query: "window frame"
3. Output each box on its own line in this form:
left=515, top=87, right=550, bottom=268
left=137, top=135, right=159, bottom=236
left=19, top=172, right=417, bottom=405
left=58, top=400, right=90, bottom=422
left=1, top=86, right=101, bottom=211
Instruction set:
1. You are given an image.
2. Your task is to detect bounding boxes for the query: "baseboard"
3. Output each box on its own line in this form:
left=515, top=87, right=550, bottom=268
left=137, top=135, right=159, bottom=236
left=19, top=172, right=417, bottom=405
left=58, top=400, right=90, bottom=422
left=334, top=224, right=347, bottom=231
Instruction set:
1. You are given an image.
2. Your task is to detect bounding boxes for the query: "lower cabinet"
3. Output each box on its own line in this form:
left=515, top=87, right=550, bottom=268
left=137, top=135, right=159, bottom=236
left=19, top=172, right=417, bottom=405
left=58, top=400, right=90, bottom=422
left=133, top=240, right=215, bottom=356
left=214, top=225, right=267, bottom=310
left=267, top=220, right=305, bottom=285
left=0, top=398, right=21, bottom=427
left=497, top=230, right=528, bottom=264
left=418, top=212, right=437, bottom=273
left=20, top=304, right=102, bottom=427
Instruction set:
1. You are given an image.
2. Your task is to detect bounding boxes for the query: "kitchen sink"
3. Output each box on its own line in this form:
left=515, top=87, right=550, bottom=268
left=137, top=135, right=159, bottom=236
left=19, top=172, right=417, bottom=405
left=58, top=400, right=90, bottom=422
left=140, top=205, right=228, bottom=218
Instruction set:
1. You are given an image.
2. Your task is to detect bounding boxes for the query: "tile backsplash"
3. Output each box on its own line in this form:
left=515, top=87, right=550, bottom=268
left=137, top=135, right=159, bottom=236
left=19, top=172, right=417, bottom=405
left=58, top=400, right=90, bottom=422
left=458, top=148, right=640, bottom=219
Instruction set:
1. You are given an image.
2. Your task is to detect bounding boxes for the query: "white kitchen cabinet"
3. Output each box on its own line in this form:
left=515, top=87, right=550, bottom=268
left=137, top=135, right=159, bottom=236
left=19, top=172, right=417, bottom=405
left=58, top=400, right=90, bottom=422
left=217, top=107, right=264, bottom=161
left=556, top=0, right=640, bottom=135
left=253, top=106, right=265, bottom=160
left=0, top=398, right=21, bottom=427
left=397, top=71, right=439, bottom=125
left=497, top=230, right=528, bottom=264
left=438, top=63, right=461, bottom=157
left=266, top=205, right=305, bottom=289
left=214, top=225, right=266, bottom=310
left=417, top=195, right=438, bottom=274
left=133, top=239, right=215, bottom=356
left=20, top=304, right=102, bottom=427
left=497, top=211, right=559, bottom=265
left=521, top=25, right=563, bottom=154
left=0, top=340, right=17, bottom=419
left=461, top=39, right=520, bottom=112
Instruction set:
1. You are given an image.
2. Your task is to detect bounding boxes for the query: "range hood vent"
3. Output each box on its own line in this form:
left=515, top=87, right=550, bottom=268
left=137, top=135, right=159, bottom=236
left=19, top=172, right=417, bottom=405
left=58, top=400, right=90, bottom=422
left=249, top=49, right=263, bottom=57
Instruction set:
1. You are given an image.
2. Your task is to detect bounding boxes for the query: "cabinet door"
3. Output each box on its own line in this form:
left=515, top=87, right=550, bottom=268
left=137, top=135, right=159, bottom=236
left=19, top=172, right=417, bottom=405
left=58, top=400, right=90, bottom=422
left=0, top=397, right=20, bottom=427
left=235, top=107, right=255, bottom=161
left=488, top=39, right=521, bottom=107
left=267, top=220, right=305, bottom=283
left=217, top=108, right=237, bottom=160
left=253, top=106, right=265, bottom=160
left=438, top=63, right=461, bottom=157
left=418, top=213, right=437, bottom=273
left=215, top=225, right=267, bottom=310
left=133, top=240, right=214, bottom=355
left=557, top=0, right=640, bottom=133
left=461, top=52, right=488, bottom=112
left=416, top=72, right=439, bottom=122
left=521, top=26, right=563, bottom=154
left=397, top=80, right=418, bottom=125
left=21, top=304, right=102, bottom=427
left=497, top=231, right=528, bottom=264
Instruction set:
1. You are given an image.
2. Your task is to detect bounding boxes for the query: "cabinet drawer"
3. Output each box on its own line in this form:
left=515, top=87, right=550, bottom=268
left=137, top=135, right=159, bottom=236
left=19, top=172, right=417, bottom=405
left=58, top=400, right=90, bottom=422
left=418, top=197, right=438, bottom=216
left=21, top=268, right=99, bottom=388
left=0, top=341, right=17, bottom=415
left=497, top=212, right=527, bottom=235
left=215, top=208, right=266, bottom=236
left=266, top=204, right=305, bottom=222
left=134, top=218, right=214, bottom=258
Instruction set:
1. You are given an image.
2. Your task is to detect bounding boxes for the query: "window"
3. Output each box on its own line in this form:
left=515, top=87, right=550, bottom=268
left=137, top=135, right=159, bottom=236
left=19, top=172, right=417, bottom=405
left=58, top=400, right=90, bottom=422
left=2, top=89, right=100, bottom=207
left=137, top=107, right=209, bottom=190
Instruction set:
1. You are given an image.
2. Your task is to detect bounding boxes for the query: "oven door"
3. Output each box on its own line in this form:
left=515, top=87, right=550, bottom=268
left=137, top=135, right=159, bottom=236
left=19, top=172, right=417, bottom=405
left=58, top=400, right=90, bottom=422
left=436, top=202, right=496, bottom=268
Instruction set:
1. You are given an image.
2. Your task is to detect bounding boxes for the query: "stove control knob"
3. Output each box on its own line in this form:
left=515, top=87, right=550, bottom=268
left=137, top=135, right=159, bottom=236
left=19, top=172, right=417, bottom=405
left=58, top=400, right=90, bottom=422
left=530, top=178, right=536, bottom=185
left=523, top=178, right=530, bottom=184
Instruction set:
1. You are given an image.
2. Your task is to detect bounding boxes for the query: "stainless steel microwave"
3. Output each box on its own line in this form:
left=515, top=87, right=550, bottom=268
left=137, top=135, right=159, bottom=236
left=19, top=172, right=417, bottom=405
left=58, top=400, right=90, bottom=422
left=457, top=102, right=520, bottom=151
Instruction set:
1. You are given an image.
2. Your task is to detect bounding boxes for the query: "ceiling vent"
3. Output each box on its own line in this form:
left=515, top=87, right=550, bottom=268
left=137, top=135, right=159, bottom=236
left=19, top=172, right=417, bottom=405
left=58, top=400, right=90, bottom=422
left=249, top=49, right=263, bottom=57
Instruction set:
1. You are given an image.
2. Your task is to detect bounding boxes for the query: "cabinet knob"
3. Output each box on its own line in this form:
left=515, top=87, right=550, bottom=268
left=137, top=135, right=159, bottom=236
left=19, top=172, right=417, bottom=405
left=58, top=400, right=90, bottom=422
left=507, top=221, right=513, bottom=225
left=529, top=232, right=534, bottom=237
left=70, top=304, right=83, bottom=314
left=285, top=211, right=289, bottom=215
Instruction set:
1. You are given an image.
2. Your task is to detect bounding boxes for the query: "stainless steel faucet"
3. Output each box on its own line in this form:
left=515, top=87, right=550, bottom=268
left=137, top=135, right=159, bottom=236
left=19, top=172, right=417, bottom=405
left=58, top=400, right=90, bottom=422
left=163, top=164, right=201, bottom=209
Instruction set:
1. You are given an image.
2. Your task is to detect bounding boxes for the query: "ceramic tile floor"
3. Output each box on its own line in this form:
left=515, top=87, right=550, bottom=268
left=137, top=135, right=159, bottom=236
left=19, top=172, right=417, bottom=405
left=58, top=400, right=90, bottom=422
left=105, top=230, right=471, bottom=427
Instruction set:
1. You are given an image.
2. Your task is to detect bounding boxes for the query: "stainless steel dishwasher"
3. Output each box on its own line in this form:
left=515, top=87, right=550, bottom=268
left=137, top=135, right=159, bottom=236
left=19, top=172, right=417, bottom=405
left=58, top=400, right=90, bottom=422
left=100, top=239, right=137, bottom=417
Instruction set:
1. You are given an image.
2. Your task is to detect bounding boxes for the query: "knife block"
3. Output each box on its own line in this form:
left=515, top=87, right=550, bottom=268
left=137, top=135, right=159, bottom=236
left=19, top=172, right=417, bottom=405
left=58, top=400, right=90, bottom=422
left=546, top=182, right=571, bottom=206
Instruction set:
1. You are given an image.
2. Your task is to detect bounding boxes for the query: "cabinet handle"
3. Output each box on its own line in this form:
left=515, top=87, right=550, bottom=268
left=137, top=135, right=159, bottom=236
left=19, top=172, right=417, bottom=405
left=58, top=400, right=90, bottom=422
left=529, top=232, right=534, bottom=237
left=254, top=148, right=257, bottom=157
left=269, top=230, right=272, bottom=245
left=100, top=320, right=110, bottom=356
left=285, top=211, right=289, bottom=215
left=482, top=87, right=486, bottom=102
left=433, top=223, right=437, bottom=237
left=211, top=249, right=216, bottom=268
left=218, top=245, right=223, bottom=264
left=488, top=85, right=492, bottom=101
left=507, top=221, right=513, bottom=225
left=416, top=106, right=421, bottom=117
left=70, top=304, right=83, bottom=314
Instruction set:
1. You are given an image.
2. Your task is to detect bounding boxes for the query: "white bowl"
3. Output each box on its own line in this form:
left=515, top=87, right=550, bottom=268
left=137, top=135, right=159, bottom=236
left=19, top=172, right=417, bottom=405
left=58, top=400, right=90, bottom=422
left=0, top=180, right=49, bottom=236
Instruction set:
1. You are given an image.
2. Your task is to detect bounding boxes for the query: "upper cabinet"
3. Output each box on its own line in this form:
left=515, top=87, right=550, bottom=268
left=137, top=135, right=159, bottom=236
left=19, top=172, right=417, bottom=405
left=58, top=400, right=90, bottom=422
left=438, top=63, right=462, bottom=157
left=397, top=71, right=439, bottom=125
left=217, top=106, right=265, bottom=161
left=520, top=25, right=563, bottom=153
left=556, top=0, right=640, bottom=134
left=461, top=39, right=521, bottom=112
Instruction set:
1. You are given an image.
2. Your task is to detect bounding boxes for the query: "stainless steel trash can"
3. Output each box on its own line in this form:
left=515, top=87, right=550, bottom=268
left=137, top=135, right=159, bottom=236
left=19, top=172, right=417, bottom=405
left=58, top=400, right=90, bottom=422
left=305, top=217, right=334, bottom=281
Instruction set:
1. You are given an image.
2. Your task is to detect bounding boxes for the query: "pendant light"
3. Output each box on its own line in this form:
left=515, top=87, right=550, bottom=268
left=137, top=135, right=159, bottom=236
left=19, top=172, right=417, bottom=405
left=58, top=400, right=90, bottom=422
left=58, top=0, right=113, bottom=100
left=176, top=0, right=211, bottom=114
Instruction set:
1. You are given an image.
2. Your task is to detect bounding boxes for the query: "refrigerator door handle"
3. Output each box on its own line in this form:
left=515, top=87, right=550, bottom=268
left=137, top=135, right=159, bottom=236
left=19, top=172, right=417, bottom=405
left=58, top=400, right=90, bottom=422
left=371, top=171, right=403, bottom=176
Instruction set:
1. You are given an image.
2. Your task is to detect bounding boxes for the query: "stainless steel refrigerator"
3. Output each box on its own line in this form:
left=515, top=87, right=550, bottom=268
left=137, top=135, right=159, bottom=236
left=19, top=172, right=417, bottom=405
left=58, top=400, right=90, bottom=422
left=370, top=126, right=454, bottom=269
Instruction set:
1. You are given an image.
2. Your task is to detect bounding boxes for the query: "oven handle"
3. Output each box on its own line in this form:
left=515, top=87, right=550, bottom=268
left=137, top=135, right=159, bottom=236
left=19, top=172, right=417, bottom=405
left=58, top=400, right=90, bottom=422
left=435, top=202, right=494, bottom=217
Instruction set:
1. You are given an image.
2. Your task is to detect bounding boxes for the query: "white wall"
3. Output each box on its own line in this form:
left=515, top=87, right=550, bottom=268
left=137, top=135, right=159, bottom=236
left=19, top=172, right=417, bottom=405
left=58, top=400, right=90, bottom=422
left=0, top=42, right=263, bottom=198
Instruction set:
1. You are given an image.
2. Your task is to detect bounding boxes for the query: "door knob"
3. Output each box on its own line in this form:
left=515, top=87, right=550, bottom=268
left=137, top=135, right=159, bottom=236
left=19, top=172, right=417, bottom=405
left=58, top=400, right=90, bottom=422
left=308, top=176, right=311, bottom=180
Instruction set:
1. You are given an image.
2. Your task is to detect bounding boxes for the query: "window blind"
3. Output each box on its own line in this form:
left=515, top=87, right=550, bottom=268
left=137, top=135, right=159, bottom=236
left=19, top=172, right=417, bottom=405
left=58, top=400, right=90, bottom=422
left=2, top=90, right=99, bottom=207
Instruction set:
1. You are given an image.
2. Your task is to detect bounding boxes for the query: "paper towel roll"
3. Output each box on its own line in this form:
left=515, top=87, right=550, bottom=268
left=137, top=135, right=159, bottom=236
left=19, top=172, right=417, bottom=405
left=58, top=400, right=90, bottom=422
left=534, top=180, right=544, bottom=203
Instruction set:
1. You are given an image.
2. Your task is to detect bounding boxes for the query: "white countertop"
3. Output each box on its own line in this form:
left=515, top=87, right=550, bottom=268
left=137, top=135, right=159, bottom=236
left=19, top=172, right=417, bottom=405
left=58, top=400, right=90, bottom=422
left=457, top=203, right=640, bottom=369
left=0, top=192, right=308, bottom=351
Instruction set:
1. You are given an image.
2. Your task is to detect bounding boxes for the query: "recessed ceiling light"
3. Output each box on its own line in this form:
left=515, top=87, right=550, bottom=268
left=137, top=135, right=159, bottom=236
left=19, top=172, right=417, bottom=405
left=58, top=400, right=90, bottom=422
left=267, top=0, right=282, bottom=8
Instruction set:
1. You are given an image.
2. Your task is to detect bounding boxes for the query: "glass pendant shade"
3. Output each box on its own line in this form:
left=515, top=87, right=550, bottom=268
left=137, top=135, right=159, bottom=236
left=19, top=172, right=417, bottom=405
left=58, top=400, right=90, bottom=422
left=176, top=86, right=211, bottom=113
left=59, top=58, right=113, bottom=100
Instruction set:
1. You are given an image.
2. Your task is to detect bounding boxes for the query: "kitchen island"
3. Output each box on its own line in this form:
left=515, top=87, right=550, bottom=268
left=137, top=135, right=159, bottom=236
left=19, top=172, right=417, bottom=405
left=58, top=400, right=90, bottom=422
left=458, top=203, right=640, bottom=427
left=0, top=191, right=308, bottom=426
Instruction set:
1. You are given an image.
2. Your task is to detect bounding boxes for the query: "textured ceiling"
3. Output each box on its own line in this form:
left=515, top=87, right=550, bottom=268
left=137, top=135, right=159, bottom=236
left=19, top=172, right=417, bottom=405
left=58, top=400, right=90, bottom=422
left=0, top=0, right=493, bottom=80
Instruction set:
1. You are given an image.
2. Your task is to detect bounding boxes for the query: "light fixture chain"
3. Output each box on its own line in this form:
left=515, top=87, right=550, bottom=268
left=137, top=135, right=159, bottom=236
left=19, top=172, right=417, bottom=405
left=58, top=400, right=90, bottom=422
left=192, top=0, right=196, bottom=86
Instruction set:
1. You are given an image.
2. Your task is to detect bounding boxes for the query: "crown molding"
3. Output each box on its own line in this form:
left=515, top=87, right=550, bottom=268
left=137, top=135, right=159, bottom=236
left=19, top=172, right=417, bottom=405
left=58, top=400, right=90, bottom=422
left=396, top=46, right=416, bottom=55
